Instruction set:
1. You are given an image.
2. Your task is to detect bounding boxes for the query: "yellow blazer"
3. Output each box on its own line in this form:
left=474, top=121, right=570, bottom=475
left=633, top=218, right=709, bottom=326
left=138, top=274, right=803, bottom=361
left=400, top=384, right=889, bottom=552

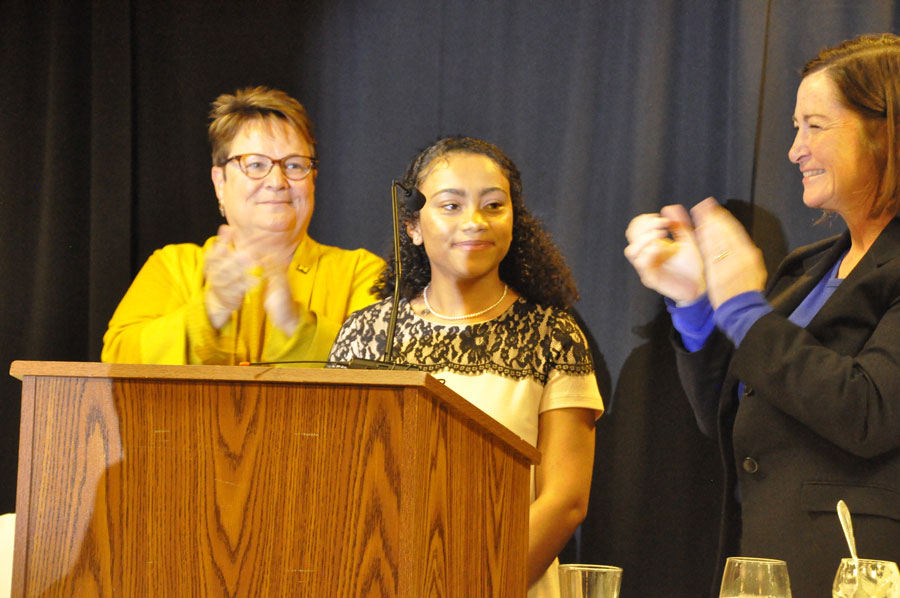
left=101, top=234, right=385, bottom=365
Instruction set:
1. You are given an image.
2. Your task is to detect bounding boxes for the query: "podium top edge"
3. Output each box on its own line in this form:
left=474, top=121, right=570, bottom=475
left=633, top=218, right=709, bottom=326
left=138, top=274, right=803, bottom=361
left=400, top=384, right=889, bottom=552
left=9, top=360, right=432, bottom=385
left=9, top=361, right=541, bottom=464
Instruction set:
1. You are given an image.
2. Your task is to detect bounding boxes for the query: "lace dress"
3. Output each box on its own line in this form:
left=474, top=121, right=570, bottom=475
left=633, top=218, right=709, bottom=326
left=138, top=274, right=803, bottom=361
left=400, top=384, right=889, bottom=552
left=329, top=296, right=604, bottom=598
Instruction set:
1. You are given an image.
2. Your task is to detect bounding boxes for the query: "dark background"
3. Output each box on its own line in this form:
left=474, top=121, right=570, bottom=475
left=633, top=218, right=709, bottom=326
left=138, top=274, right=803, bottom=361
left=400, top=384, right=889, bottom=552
left=3, top=1, right=898, bottom=595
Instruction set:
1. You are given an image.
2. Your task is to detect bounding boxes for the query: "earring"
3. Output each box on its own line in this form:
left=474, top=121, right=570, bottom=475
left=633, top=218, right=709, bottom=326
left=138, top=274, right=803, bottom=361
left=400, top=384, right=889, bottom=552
left=218, top=203, right=225, bottom=217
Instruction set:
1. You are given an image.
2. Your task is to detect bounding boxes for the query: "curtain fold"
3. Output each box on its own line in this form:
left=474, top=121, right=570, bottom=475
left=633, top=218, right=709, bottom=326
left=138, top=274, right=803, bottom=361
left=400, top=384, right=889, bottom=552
left=89, top=0, right=134, bottom=359
left=2, top=1, right=897, bottom=594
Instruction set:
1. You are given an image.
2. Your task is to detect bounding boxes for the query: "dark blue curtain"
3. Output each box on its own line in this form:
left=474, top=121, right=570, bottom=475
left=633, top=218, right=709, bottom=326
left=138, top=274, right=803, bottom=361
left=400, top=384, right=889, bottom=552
left=3, top=1, right=898, bottom=595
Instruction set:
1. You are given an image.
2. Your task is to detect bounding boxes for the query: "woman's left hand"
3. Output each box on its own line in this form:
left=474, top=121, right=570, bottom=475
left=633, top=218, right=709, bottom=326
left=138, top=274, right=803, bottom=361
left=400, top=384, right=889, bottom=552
left=238, top=232, right=302, bottom=337
left=262, top=266, right=300, bottom=336
left=253, top=250, right=299, bottom=336
left=690, top=197, right=767, bottom=308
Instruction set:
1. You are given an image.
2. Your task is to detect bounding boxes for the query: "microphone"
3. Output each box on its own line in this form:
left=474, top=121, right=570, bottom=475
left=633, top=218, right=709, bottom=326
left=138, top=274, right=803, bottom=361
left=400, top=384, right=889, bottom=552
left=344, top=180, right=421, bottom=371
left=394, top=180, right=426, bottom=212
left=380, top=180, right=412, bottom=367
left=346, top=357, right=416, bottom=370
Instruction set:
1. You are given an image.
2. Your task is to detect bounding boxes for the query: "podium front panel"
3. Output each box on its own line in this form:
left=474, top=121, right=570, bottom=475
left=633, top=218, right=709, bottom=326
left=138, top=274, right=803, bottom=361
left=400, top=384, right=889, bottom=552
left=10, top=363, right=533, bottom=597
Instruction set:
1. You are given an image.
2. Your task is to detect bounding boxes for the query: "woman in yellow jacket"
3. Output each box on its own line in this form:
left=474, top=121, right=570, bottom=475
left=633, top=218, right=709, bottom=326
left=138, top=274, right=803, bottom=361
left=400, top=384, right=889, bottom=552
left=102, top=87, right=384, bottom=366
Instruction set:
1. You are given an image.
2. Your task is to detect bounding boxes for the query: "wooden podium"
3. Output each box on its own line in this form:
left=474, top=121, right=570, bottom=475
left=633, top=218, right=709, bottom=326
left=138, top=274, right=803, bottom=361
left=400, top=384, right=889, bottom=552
left=9, top=361, right=540, bottom=597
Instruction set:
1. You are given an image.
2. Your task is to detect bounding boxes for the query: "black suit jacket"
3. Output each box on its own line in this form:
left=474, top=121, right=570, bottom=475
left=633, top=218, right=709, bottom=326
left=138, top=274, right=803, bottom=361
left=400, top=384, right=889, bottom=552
left=675, top=217, right=900, bottom=598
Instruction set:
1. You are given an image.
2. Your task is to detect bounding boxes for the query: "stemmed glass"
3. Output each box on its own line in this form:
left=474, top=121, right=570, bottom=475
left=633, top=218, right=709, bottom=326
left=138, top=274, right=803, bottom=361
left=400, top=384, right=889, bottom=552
left=558, top=564, right=623, bottom=598
left=832, top=558, right=900, bottom=598
left=718, top=557, right=792, bottom=598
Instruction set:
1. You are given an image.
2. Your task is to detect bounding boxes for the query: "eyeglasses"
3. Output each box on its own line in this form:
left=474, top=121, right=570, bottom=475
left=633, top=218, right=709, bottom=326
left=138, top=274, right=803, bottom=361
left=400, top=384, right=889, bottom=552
left=223, top=153, right=317, bottom=181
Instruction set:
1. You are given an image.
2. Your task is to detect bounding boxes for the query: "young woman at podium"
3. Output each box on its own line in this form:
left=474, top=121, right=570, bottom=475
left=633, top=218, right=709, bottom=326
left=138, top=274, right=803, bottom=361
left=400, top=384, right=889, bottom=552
left=329, top=136, right=605, bottom=598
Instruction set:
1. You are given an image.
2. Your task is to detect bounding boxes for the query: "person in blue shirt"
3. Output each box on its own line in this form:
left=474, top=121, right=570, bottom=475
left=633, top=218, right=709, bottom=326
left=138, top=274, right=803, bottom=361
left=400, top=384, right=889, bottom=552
left=625, top=34, right=900, bottom=598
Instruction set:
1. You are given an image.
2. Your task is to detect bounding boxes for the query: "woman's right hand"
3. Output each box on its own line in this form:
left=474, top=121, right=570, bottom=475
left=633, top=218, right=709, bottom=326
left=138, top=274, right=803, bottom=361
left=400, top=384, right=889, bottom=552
left=203, top=225, right=256, bottom=329
left=624, top=204, right=707, bottom=303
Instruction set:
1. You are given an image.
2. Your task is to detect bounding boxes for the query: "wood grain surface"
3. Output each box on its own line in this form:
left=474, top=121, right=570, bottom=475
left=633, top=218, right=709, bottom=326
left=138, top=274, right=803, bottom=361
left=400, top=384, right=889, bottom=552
left=10, top=363, right=534, bottom=597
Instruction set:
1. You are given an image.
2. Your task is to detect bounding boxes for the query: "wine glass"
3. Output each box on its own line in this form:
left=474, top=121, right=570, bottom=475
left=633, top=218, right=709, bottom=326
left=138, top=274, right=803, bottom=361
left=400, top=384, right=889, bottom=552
left=832, top=558, right=900, bottom=598
left=719, top=557, right=792, bottom=598
left=558, top=564, right=623, bottom=598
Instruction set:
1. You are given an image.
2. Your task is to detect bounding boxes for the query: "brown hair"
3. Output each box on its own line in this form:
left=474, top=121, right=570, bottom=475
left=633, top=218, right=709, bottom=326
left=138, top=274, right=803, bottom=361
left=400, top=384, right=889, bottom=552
left=803, top=34, right=900, bottom=218
left=208, top=86, right=316, bottom=167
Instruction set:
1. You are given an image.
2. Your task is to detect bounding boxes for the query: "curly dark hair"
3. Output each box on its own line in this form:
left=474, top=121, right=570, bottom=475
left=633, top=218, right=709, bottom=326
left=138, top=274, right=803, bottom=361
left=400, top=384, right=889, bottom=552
left=374, top=136, right=579, bottom=308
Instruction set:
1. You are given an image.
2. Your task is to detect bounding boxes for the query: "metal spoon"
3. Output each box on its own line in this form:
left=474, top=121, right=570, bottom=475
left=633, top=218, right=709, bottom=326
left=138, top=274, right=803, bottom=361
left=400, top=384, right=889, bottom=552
left=837, top=500, right=859, bottom=563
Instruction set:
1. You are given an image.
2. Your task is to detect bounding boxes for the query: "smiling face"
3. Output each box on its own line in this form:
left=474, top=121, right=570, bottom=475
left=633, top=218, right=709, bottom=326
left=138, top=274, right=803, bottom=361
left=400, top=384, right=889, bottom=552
left=407, top=152, right=513, bottom=286
left=211, top=117, right=315, bottom=246
left=788, top=70, right=880, bottom=217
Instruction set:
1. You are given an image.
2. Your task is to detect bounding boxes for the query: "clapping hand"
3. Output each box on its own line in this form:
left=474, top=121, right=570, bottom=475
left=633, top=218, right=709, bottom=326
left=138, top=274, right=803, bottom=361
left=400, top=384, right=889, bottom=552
left=690, top=198, right=766, bottom=308
left=259, top=252, right=300, bottom=336
left=625, top=199, right=767, bottom=308
left=204, top=225, right=257, bottom=329
left=203, top=225, right=301, bottom=335
left=624, top=204, right=707, bottom=303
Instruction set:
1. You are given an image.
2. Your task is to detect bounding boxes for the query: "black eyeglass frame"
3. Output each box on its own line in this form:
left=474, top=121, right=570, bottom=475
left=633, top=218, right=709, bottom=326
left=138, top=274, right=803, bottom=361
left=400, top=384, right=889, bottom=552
left=222, top=153, right=318, bottom=181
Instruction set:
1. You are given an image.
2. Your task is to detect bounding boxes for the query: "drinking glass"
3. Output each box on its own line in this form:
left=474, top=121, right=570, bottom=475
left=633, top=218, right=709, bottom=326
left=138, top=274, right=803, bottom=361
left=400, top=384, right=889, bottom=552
left=719, top=557, right=792, bottom=598
left=832, top=558, right=900, bottom=598
left=558, top=564, right=623, bottom=598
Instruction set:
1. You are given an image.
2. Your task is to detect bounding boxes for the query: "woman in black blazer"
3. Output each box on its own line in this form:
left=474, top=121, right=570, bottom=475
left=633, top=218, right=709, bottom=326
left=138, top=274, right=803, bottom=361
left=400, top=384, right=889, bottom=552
left=625, top=34, right=900, bottom=598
